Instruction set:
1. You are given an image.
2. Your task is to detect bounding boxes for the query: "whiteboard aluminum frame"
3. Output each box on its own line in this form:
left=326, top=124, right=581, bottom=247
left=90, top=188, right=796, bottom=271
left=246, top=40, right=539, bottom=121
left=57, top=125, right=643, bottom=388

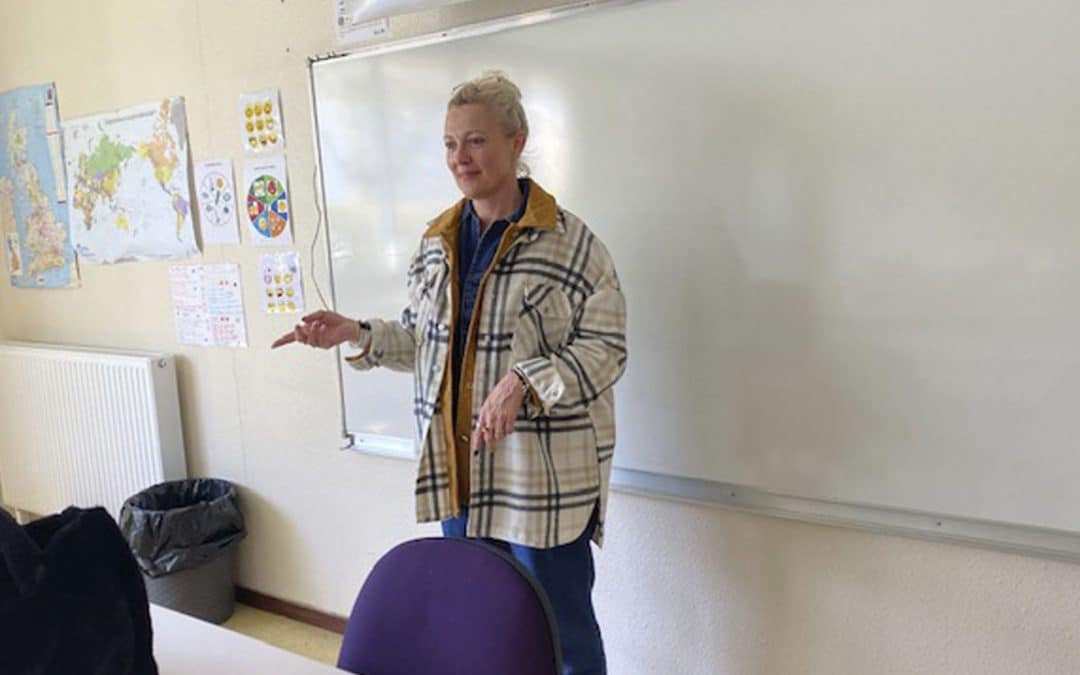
left=306, top=0, right=1080, bottom=563
left=304, top=50, right=355, bottom=454
left=613, top=467, right=1080, bottom=563
left=309, top=0, right=628, bottom=65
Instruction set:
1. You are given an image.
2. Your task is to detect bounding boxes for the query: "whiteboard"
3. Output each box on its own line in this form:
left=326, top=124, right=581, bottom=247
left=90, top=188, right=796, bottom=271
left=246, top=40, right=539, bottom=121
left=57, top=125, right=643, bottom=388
left=311, top=0, right=1080, bottom=546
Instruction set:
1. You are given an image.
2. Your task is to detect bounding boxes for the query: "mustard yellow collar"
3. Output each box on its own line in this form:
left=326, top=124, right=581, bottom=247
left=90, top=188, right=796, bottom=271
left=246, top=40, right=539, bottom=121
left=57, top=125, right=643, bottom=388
left=423, top=178, right=557, bottom=239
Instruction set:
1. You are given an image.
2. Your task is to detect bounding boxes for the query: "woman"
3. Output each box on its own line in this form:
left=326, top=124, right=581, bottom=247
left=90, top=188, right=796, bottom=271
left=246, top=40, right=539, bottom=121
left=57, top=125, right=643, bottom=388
left=273, top=71, right=626, bottom=675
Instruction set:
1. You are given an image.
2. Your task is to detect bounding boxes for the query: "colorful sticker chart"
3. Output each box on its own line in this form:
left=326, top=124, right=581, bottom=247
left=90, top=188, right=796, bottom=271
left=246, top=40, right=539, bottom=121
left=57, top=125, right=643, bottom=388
left=239, top=89, right=285, bottom=155
left=243, top=155, right=292, bottom=246
left=169, top=263, right=248, bottom=347
left=259, top=251, right=305, bottom=314
left=194, top=159, right=240, bottom=245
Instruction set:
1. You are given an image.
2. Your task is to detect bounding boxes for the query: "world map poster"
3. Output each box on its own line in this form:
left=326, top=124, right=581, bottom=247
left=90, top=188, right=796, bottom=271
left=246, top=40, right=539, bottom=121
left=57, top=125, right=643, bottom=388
left=63, top=97, right=198, bottom=263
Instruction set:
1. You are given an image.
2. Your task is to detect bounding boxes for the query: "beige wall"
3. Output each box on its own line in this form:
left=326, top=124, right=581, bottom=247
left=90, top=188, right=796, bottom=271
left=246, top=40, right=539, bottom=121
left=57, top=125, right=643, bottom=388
left=2, top=1, right=1078, bottom=673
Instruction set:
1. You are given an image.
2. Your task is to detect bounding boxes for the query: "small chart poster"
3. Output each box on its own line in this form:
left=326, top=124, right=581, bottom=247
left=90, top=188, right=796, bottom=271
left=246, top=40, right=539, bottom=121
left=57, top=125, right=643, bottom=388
left=259, top=251, right=305, bottom=314
left=193, top=159, right=240, bottom=245
left=239, top=89, right=285, bottom=155
left=169, top=263, right=248, bottom=347
left=242, top=155, right=292, bottom=246
left=204, top=264, right=247, bottom=346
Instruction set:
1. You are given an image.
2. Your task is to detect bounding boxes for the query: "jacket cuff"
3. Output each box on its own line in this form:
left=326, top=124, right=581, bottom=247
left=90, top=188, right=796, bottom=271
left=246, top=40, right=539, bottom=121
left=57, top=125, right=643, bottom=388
left=513, top=357, right=565, bottom=418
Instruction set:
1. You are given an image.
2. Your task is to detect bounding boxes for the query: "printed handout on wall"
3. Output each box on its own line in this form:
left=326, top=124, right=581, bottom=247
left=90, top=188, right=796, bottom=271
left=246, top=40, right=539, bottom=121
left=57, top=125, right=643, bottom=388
left=335, top=0, right=467, bottom=44
left=240, top=89, right=285, bottom=155
left=194, top=159, right=240, bottom=245
left=169, top=263, right=248, bottom=347
left=259, top=251, right=305, bottom=314
left=243, top=155, right=292, bottom=246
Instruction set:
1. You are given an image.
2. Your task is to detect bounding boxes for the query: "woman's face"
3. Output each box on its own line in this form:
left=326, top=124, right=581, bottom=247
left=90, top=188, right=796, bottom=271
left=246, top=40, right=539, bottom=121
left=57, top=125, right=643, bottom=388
left=444, top=103, right=524, bottom=200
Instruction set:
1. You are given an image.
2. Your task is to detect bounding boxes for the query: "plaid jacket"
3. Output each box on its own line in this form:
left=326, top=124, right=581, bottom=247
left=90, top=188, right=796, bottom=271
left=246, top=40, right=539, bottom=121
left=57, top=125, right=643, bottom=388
left=346, top=180, right=627, bottom=548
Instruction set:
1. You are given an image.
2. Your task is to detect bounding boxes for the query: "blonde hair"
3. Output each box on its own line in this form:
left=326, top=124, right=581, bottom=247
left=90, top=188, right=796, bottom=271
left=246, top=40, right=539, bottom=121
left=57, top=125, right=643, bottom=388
left=448, top=70, right=530, bottom=176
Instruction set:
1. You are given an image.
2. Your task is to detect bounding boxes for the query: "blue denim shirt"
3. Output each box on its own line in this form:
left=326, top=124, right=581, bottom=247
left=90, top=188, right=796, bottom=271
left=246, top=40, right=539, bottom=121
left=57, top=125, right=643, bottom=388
left=453, top=179, right=531, bottom=416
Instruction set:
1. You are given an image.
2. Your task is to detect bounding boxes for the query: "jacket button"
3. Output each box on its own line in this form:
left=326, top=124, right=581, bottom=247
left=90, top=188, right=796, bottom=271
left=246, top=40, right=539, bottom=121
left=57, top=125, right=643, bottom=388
left=459, top=434, right=469, bottom=443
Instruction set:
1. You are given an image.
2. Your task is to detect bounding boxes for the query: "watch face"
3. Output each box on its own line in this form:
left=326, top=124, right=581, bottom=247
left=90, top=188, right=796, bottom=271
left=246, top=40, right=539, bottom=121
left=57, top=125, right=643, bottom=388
left=199, top=171, right=234, bottom=227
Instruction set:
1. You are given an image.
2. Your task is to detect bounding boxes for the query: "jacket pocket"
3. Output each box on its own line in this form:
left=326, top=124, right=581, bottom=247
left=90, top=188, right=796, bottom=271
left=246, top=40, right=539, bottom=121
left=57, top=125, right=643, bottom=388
left=510, top=284, right=574, bottom=361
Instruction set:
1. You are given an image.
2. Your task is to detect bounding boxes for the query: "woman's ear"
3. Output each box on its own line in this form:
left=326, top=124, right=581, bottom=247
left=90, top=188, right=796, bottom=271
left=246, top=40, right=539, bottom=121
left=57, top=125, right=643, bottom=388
left=512, top=131, right=527, bottom=157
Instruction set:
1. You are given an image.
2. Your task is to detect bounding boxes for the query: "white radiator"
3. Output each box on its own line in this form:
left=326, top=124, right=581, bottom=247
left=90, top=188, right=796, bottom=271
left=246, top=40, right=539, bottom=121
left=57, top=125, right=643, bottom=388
left=0, top=341, right=187, bottom=518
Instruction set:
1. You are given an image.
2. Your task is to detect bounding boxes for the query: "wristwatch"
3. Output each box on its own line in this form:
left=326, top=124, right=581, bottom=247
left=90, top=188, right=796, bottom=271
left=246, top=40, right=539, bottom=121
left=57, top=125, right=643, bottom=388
left=351, top=320, right=372, bottom=350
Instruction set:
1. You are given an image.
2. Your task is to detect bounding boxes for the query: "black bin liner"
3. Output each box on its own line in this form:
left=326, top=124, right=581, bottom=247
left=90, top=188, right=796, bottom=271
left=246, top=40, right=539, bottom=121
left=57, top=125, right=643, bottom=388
left=119, top=479, right=245, bottom=579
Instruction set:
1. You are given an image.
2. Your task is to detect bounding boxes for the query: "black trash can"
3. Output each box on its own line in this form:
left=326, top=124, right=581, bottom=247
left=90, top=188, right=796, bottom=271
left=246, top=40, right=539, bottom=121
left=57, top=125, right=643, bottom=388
left=119, top=479, right=246, bottom=624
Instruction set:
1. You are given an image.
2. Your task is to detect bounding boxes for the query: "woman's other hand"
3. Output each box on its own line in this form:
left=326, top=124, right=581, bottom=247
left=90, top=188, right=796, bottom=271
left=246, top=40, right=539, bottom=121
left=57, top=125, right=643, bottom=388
left=271, top=310, right=360, bottom=349
left=471, top=371, right=526, bottom=452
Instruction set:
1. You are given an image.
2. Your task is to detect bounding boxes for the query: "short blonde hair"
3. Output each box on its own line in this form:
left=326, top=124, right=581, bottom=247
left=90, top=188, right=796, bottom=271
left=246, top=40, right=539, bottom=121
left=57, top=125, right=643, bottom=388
left=449, top=70, right=530, bottom=176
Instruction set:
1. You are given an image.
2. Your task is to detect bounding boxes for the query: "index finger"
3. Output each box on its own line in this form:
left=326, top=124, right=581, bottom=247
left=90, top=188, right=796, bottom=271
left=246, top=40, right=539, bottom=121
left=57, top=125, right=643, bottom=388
left=271, top=332, right=297, bottom=349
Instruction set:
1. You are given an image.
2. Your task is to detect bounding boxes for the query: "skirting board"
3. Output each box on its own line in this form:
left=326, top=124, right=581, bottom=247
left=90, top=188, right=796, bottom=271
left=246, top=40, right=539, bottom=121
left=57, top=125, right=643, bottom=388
left=235, top=586, right=348, bottom=635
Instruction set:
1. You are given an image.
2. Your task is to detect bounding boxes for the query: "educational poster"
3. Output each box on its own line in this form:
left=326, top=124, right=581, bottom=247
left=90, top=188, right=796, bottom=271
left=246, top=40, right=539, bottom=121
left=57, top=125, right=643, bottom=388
left=194, top=159, right=240, bottom=245
left=169, top=263, right=247, bottom=347
left=0, top=83, right=79, bottom=288
left=204, top=264, right=247, bottom=346
left=259, top=251, right=304, bottom=314
left=169, top=265, right=210, bottom=346
left=240, top=89, right=284, bottom=155
left=243, top=155, right=292, bottom=246
left=63, top=97, right=199, bottom=263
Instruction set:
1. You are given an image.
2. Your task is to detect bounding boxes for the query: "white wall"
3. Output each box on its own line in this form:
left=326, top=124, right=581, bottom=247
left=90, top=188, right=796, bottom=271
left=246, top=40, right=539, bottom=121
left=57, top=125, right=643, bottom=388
left=1, top=1, right=1078, bottom=673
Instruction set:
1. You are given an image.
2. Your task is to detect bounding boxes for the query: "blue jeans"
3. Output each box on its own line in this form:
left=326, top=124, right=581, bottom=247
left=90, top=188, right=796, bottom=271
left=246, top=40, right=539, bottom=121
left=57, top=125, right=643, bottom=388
left=441, top=507, right=606, bottom=675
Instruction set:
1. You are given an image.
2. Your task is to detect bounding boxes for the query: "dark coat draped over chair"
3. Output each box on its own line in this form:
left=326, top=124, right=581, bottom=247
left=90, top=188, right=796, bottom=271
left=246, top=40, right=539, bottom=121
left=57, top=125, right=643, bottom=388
left=0, top=506, right=157, bottom=675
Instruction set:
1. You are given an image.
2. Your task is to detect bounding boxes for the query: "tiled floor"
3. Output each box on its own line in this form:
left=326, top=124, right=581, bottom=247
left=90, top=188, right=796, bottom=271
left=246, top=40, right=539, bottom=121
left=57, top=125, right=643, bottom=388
left=222, top=603, right=344, bottom=666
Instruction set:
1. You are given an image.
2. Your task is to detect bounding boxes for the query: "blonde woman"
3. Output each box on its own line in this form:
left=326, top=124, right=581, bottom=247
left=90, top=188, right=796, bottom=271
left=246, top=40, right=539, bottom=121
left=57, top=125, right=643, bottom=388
left=274, top=71, right=627, bottom=675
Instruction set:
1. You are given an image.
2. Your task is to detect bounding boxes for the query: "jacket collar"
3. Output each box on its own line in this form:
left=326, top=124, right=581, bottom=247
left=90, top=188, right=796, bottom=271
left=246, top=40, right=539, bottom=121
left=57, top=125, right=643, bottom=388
left=422, top=178, right=559, bottom=240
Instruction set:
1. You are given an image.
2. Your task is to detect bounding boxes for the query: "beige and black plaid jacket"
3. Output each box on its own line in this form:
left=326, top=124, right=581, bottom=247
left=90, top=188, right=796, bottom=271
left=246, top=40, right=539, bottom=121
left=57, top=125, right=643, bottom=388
left=346, top=180, right=627, bottom=548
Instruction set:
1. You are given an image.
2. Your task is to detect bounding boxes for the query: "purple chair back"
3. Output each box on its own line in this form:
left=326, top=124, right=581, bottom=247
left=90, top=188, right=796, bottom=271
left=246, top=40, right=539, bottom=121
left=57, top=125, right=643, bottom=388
left=337, top=537, right=561, bottom=675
